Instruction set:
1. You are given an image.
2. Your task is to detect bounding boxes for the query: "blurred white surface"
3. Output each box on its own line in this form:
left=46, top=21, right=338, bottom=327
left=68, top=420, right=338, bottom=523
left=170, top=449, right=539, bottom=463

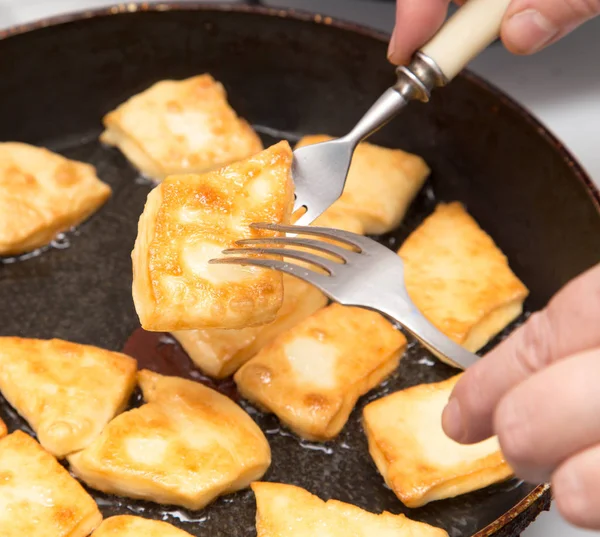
left=1, top=1, right=599, bottom=536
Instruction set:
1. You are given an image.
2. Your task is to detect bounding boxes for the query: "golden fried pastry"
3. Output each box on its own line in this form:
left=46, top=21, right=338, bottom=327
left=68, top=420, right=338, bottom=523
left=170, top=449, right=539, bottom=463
left=132, top=141, right=295, bottom=332
left=101, top=74, right=263, bottom=181
left=0, top=417, right=6, bottom=438
left=363, top=375, right=513, bottom=508
left=173, top=273, right=327, bottom=378
left=91, top=516, right=193, bottom=537
left=296, top=135, right=429, bottom=234
left=235, top=303, right=406, bottom=440
left=0, top=337, right=137, bottom=458
left=252, top=482, right=448, bottom=537
left=0, top=431, right=102, bottom=537
left=398, top=202, right=529, bottom=353
left=0, top=142, right=111, bottom=256
left=69, top=370, right=271, bottom=510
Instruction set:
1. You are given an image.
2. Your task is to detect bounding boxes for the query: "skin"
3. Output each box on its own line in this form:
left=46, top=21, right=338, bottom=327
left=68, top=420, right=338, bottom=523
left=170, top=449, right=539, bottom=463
left=389, top=2, right=600, bottom=528
left=388, top=0, right=600, bottom=65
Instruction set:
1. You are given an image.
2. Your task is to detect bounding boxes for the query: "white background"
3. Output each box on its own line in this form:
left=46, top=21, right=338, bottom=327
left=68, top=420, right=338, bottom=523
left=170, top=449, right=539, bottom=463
left=1, top=1, right=599, bottom=536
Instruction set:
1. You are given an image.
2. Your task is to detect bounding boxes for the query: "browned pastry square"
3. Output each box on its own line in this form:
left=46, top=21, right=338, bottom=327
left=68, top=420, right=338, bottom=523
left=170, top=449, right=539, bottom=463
left=0, top=142, right=111, bottom=256
left=235, top=303, right=406, bottom=440
left=398, top=202, right=529, bottom=352
left=101, top=74, right=263, bottom=181
left=363, top=375, right=513, bottom=508
left=132, top=141, right=295, bottom=331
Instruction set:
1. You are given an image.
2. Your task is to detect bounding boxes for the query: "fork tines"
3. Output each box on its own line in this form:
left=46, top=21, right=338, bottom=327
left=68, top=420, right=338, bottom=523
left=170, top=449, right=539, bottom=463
left=209, top=223, right=363, bottom=280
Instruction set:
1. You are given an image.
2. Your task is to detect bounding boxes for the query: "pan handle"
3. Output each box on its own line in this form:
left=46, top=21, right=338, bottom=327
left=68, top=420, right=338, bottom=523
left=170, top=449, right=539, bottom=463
left=420, top=0, right=511, bottom=81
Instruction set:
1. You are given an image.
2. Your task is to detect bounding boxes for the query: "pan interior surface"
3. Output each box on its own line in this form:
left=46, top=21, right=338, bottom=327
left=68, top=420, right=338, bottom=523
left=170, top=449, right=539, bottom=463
left=0, top=5, right=599, bottom=537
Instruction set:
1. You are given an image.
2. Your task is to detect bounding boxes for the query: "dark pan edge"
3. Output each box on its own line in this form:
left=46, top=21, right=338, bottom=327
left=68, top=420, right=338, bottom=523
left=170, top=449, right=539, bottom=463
left=0, top=2, right=592, bottom=535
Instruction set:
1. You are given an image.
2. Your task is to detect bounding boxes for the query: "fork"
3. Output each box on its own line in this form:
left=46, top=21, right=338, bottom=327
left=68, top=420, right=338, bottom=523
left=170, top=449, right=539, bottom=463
left=210, top=224, right=480, bottom=370
left=292, top=0, right=511, bottom=226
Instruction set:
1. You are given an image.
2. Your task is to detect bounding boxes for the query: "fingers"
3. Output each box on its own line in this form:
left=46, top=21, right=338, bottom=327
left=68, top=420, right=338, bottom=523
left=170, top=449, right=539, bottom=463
left=553, top=443, right=600, bottom=529
left=502, top=0, right=600, bottom=54
left=388, top=0, right=452, bottom=65
left=442, top=263, right=600, bottom=444
left=494, top=349, right=600, bottom=483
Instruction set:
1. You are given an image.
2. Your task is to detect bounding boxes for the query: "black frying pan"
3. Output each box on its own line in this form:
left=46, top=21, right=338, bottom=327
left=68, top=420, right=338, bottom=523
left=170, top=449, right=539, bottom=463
left=1, top=4, right=599, bottom=536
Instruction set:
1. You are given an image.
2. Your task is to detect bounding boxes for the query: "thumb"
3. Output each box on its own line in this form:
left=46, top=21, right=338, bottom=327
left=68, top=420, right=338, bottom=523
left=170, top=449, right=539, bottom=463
left=442, top=263, right=600, bottom=444
left=502, top=0, right=600, bottom=54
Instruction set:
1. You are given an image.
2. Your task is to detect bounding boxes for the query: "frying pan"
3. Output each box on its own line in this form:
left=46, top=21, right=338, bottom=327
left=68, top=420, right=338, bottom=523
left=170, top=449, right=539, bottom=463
left=0, top=3, right=599, bottom=536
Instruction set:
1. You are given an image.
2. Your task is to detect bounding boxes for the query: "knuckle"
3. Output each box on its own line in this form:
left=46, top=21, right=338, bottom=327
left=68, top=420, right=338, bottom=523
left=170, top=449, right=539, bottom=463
left=563, top=0, right=600, bottom=19
left=494, top=397, right=532, bottom=466
left=511, top=311, right=555, bottom=376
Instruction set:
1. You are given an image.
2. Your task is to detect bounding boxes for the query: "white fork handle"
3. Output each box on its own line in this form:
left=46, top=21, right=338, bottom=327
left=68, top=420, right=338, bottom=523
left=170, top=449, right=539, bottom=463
left=421, top=0, right=511, bottom=81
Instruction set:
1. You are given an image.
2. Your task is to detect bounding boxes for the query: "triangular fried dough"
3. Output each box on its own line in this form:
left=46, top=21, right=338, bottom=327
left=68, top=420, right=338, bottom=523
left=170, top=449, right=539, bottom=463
left=69, top=370, right=271, bottom=510
left=0, top=431, right=102, bottom=537
left=0, top=337, right=137, bottom=457
left=91, top=516, right=193, bottom=537
left=252, top=482, right=447, bottom=536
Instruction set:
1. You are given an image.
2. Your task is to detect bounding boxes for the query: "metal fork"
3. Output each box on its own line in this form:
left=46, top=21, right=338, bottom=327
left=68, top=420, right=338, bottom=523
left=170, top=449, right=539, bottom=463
left=210, top=224, right=480, bottom=370
left=291, top=0, right=510, bottom=226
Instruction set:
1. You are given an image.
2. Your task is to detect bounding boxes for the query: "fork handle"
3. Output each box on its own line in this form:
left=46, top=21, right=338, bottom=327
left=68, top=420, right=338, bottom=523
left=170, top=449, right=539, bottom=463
left=421, top=0, right=511, bottom=81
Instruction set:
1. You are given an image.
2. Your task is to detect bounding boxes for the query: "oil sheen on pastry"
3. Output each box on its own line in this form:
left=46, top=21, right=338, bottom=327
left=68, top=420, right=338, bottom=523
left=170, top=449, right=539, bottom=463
left=69, top=370, right=271, bottom=510
left=252, top=482, right=448, bottom=537
left=131, top=141, right=295, bottom=331
left=91, top=516, right=194, bottom=537
left=101, top=74, right=263, bottom=181
left=0, top=431, right=102, bottom=537
left=235, top=303, right=406, bottom=441
left=296, top=135, right=429, bottom=234
left=398, top=202, right=529, bottom=353
left=0, top=337, right=137, bottom=458
left=363, top=375, right=513, bottom=508
left=0, top=142, right=111, bottom=256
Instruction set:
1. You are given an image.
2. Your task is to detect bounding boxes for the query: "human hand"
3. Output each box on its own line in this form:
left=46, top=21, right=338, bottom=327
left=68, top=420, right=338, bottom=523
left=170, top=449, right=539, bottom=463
left=440, top=263, right=600, bottom=528
left=388, top=0, right=600, bottom=65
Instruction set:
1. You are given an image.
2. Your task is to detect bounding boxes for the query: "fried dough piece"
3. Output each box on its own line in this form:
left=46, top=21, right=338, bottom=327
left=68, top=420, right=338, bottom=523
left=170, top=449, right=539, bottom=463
left=296, top=135, right=429, bottom=234
left=0, top=417, right=6, bottom=438
left=398, top=202, right=529, bottom=353
left=0, top=142, right=111, bottom=255
left=101, top=74, right=263, bottom=181
left=69, top=370, right=271, bottom=510
left=363, top=375, right=513, bottom=508
left=173, top=273, right=327, bottom=378
left=235, top=303, right=406, bottom=440
left=132, top=141, right=295, bottom=331
left=252, top=482, right=448, bottom=537
left=91, top=516, right=193, bottom=537
left=0, top=431, right=102, bottom=537
left=0, top=337, right=137, bottom=458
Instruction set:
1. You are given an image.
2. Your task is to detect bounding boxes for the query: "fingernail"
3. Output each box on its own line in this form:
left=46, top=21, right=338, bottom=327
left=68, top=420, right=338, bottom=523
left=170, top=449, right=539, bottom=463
left=504, top=9, right=558, bottom=53
left=442, top=398, right=466, bottom=442
left=387, top=27, right=397, bottom=60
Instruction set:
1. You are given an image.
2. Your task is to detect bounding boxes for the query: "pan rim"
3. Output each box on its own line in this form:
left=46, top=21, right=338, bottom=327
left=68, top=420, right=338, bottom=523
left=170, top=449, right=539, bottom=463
left=1, top=1, right=589, bottom=535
